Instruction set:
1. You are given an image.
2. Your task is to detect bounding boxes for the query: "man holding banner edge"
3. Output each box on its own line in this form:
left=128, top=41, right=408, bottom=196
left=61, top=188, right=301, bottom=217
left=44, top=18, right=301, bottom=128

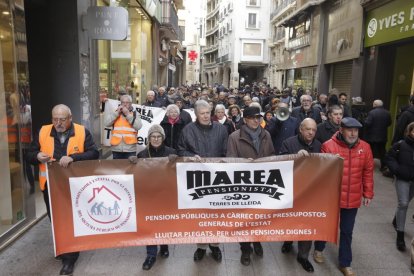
left=26, top=104, right=99, bottom=275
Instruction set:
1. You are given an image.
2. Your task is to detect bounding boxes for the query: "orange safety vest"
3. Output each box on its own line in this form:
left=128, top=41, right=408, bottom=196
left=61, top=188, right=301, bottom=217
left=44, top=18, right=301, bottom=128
left=38, top=123, right=85, bottom=191
left=7, top=117, right=17, bottom=143
left=20, top=125, right=32, bottom=143
left=110, top=113, right=138, bottom=145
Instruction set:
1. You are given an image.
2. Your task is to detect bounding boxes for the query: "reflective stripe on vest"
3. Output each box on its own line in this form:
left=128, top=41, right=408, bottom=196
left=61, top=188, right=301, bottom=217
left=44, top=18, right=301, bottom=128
left=38, top=123, right=85, bottom=191
left=110, top=114, right=138, bottom=145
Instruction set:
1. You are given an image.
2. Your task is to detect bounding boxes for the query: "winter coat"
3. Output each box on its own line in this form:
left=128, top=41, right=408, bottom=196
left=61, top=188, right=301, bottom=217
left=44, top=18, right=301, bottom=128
left=179, top=109, right=193, bottom=125
left=279, top=135, right=321, bottom=155
left=265, top=116, right=299, bottom=154
left=143, top=100, right=162, bottom=107
left=321, top=132, right=374, bottom=208
left=316, top=120, right=339, bottom=144
left=393, top=106, right=414, bottom=144
left=160, top=116, right=186, bottom=150
left=364, top=107, right=391, bottom=143
left=384, top=136, right=414, bottom=181
left=291, top=106, right=322, bottom=124
left=177, top=121, right=228, bottom=157
left=137, top=144, right=176, bottom=158
left=226, top=125, right=274, bottom=159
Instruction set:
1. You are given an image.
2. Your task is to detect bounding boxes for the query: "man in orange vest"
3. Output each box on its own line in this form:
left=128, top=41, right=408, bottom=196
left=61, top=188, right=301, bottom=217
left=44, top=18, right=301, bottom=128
left=26, top=104, right=99, bottom=275
left=105, top=94, right=142, bottom=159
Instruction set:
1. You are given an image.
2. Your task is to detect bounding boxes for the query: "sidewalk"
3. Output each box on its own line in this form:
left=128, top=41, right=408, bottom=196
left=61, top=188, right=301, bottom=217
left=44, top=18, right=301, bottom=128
left=0, top=168, right=413, bottom=275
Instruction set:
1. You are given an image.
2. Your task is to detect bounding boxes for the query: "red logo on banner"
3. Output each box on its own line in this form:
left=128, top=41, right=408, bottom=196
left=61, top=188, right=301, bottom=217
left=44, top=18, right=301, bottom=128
left=188, top=50, right=198, bottom=61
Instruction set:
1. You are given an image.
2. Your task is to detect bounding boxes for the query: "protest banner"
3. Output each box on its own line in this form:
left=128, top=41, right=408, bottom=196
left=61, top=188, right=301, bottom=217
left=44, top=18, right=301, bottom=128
left=102, top=99, right=194, bottom=151
left=47, top=154, right=342, bottom=256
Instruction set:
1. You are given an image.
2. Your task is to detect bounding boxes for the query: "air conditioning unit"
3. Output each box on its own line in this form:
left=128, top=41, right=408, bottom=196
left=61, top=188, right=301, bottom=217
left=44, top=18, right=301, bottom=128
left=228, top=2, right=233, bottom=12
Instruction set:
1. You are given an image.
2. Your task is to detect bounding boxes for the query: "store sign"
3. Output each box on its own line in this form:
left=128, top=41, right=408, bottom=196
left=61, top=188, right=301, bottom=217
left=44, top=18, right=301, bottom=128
left=365, top=0, right=414, bottom=47
left=85, top=7, right=128, bottom=40
left=325, top=0, right=363, bottom=63
left=168, top=63, right=176, bottom=72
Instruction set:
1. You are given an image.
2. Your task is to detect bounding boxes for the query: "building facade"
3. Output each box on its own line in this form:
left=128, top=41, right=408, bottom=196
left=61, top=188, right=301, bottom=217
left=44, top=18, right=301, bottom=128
left=201, top=0, right=270, bottom=88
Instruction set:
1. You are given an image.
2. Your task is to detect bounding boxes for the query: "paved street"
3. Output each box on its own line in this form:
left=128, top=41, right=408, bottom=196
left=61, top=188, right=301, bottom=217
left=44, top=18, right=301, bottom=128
left=0, top=166, right=413, bottom=276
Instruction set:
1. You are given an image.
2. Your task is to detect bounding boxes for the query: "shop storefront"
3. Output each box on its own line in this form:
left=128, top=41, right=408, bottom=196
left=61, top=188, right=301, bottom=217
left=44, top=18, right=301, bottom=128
left=362, top=0, right=414, bottom=144
left=98, top=0, right=153, bottom=104
left=286, top=66, right=318, bottom=91
left=0, top=0, right=40, bottom=244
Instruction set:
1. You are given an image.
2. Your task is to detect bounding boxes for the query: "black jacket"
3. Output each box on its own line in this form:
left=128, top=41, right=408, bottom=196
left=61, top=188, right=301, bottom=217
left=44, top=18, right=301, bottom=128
left=385, top=136, right=414, bottom=181
left=364, top=107, right=391, bottom=143
left=160, top=116, right=186, bottom=150
left=279, top=134, right=321, bottom=155
left=180, top=109, right=193, bottom=125
left=316, top=121, right=339, bottom=144
left=137, top=144, right=176, bottom=158
left=26, top=123, right=99, bottom=165
left=393, top=106, right=414, bottom=143
left=177, top=121, right=228, bottom=157
left=291, top=106, right=322, bottom=124
left=143, top=100, right=162, bottom=107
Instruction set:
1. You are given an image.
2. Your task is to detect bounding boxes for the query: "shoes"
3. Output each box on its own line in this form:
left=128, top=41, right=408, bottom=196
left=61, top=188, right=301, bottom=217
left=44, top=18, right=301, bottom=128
left=253, top=242, right=263, bottom=257
left=59, top=262, right=75, bottom=275
left=209, top=245, right=222, bottom=262
left=281, top=241, right=293, bottom=253
left=313, top=250, right=325, bottom=263
left=142, top=256, right=156, bottom=270
left=193, top=248, right=206, bottom=261
left=339, top=266, right=355, bottom=276
left=392, top=216, right=397, bottom=231
left=240, top=249, right=251, bottom=266
left=397, top=231, right=406, bottom=251
left=297, top=257, right=314, bottom=272
left=160, top=245, right=169, bottom=258
left=55, top=255, right=62, bottom=262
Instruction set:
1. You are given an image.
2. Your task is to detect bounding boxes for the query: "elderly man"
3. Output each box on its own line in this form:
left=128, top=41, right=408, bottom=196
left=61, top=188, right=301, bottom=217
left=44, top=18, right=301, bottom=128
left=314, top=117, right=374, bottom=276
left=364, top=99, right=392, bottom=171
left=226, top=106, right=275, bottom=266
left=315, top=105, right=343, bottom=144
left=105, top=94, right=142, bottom=159
left=143, top=90, right=162, bottom=107
left=279, top=118, right=320, bottom=273
left=26, top=104, right=99, bottom=275
left=156, top=86, right=169, bottom=107
left=291, top=94, right=322, bottom=124
left=177, top=100, right=228, bottom=262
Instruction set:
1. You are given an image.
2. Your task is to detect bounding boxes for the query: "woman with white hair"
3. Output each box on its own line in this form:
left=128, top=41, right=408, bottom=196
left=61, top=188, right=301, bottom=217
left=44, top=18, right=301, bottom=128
left=212, top=104, right=233, bottom=134
left=160, top=104, right=186, bottom=149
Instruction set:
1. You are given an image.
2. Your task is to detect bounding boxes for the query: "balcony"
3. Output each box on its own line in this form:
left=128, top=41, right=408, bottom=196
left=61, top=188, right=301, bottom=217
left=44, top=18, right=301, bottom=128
left=270, top=0, right=296, bottom=22
left=160, top=0, right=183, bottom=41
left=203, top=44, right=218, bottom=54
left=206, top=4, right=219, bottom=19
left=206, top=24, right=219, bottom=36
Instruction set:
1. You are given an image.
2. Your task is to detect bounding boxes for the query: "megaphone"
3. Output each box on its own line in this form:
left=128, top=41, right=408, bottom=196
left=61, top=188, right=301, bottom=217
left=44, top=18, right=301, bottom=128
left=275, top=107, right=290, bottom=121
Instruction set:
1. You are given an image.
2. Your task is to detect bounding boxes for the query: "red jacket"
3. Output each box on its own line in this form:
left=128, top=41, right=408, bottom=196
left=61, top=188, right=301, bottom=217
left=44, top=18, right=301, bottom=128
left=322, top=132, right=374, bottom=208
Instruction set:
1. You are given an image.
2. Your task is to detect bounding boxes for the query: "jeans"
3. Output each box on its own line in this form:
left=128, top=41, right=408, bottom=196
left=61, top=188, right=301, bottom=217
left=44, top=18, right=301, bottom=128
left=146, top=245, right=168, bottom=258
left=112, top=151, right=136, bottom=160
left=314, top=208, right=358, bottom=267
left=395, top=178, right=414, bottom=231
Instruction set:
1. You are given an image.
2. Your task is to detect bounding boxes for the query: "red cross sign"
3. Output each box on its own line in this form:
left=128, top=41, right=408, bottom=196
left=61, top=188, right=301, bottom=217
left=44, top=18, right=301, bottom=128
left=188, top=50, right=198, bottom=61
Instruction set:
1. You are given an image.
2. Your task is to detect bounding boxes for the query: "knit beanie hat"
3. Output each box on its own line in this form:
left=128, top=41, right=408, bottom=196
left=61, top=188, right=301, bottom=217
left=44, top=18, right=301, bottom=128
left=147, top=124, right=165, bottom=141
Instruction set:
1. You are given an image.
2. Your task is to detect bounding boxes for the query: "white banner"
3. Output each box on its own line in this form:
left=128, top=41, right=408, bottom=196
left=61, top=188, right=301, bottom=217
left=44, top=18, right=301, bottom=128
left=102, top=99, right=195, bottom=152
left=176, top=162, right=294, bottom=210
left=69, top=174, right=137, bottom=237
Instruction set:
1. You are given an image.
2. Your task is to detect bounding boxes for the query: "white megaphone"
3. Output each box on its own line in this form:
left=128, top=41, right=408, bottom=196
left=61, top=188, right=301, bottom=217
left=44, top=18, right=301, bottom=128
left=275, top=107, right=290, bottom=121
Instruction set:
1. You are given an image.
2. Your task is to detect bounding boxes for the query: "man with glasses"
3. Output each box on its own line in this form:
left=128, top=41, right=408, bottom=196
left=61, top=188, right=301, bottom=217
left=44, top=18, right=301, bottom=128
left=177, top=99, right=228, bottom=263
left=105, top=94, right=142, bottom=159
left=226, top=105, right=274, bottom=266
left=291, top=94, right=322, bottom=125
left=26, top=104, right=99, bottom=275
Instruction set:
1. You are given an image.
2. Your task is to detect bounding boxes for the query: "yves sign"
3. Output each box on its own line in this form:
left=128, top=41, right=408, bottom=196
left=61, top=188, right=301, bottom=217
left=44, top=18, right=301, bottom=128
left=365, top=0, right=414, bottom=47
left=85, top=7, right=128, bottom=40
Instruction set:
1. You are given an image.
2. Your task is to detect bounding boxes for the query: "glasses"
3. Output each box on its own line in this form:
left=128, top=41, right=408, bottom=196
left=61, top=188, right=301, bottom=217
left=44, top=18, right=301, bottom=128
left=52, top=117, right=68, bottom=123
left=150, top=135, right=163, bottom=140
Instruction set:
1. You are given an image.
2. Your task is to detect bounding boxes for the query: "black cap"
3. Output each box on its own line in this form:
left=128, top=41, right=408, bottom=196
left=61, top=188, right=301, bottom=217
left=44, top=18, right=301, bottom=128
left=243, top=106, right=262, bottom=118
left=341, top=117, right=362, bottom=128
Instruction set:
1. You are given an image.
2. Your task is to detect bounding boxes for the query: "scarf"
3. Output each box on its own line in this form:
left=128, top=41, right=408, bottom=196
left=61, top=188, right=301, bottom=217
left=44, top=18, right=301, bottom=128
left=244, top=126, right=261, bottom=153
left=168, top=116, right=180, bottom=125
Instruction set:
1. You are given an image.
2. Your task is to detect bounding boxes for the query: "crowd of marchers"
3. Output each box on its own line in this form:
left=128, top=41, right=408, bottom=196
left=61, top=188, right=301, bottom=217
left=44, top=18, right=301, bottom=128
left=26, top=82, right=414, bottom=276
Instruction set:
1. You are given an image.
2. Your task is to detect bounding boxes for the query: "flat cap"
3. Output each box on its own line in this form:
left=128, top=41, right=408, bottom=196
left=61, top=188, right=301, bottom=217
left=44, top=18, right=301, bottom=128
left=243, top=106, right=262, bottom=118
left=341, top=117, right=362, bottom=128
